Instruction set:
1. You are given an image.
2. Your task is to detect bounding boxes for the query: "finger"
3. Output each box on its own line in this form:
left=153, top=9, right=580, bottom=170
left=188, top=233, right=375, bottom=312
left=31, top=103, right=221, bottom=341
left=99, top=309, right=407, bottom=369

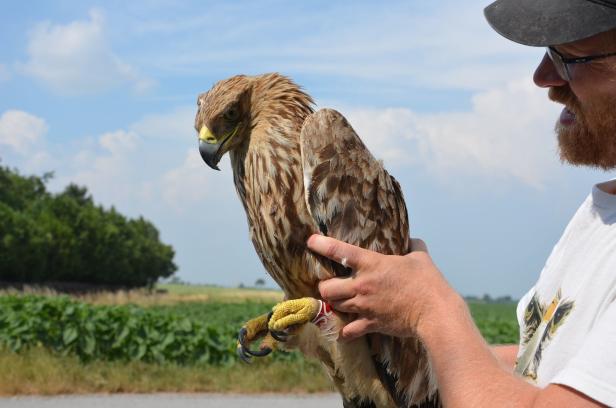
left=340, top=318, right=374, bottom=341
left=410, top=238, right=428, bottom=253
left=319, top=278, right=356, bottom=301
left=307, top=235, right=368, bottom=270
left=330, top=298, right=361, bottom=314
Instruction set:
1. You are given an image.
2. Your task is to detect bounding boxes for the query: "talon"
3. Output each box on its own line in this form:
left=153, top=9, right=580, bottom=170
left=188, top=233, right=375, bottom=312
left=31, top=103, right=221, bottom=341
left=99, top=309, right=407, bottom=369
left=236, top=312, right=277, bottom=363
left=270, top=329, right=289, bottom=342
left=239, top=327, right=248, bottom=346
left=236, top=342, right=252, bottom=363
left=239, top=328, right=273, bottom=357
left=249, top=346, right=273, bottom=357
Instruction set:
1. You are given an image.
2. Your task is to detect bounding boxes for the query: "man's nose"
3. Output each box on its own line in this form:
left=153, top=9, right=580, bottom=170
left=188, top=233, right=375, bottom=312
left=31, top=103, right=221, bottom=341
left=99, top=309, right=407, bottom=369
left=533, top=53, right=567, bottom=88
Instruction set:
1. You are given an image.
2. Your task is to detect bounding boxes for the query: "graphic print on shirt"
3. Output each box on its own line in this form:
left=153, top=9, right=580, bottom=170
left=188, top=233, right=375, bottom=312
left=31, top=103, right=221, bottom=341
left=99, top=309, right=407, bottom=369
left=515, top=289, right=574, bottom=381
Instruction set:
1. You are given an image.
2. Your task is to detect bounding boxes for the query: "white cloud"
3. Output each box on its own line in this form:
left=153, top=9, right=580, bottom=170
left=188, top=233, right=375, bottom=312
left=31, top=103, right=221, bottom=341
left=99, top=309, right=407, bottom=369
left=0, top=110, right=48, bottom=155
left=51, top=107, right=212, bottom=216
left=342, top=78, right=562, bottom=188
left=63, top=129, right=143, bottom=207
left=20, top=9, right=152, bottom=94
left=161, top=149, right=211, bottom=212
left=99, top=129, right=139, bottom=155
left=131, top=106, right=196, bottom=141
left=342, top=107, right=419, bottom=166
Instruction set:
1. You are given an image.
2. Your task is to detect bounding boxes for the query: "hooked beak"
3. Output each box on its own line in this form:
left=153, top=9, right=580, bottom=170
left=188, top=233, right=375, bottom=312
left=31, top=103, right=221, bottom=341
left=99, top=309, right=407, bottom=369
left=198, top=126, right=222, bottom=170
left=198, top=125, right=239, bottom=171
left=199, top=140, right=222, bottom=171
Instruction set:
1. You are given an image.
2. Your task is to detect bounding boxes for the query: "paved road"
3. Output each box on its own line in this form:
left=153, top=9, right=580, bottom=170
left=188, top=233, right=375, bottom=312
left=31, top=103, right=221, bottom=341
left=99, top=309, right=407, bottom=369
left=0, top=394, right=343, bottom=408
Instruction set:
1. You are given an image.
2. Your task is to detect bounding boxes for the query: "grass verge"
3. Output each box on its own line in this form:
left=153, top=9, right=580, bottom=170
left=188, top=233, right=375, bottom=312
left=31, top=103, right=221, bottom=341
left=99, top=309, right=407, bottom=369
left=0, top=347, right=333, bottom=396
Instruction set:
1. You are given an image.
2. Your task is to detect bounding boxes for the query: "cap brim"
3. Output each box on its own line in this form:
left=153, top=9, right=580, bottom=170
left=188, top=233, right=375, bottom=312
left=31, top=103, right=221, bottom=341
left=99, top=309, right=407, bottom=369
left=485, top=0, right=616, bottom=46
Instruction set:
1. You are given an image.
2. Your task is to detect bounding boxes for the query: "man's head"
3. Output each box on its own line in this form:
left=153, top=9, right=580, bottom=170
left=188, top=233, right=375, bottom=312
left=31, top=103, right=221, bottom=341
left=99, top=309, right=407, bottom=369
left=485, top=0, right=616, bottom=169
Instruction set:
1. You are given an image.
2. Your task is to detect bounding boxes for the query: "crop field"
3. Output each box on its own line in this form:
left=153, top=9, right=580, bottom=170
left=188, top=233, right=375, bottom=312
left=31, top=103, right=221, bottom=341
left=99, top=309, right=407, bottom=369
left=0, top=285, right=518, bottom=395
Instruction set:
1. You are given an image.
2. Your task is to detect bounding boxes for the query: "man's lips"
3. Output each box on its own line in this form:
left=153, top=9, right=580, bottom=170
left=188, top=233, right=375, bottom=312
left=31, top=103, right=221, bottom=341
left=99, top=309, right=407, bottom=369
left=560, top=107, right=576, bottom=126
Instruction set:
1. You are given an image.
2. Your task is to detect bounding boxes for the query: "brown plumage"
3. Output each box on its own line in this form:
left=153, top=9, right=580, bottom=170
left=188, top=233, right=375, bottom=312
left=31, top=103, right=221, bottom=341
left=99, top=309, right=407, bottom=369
left=195, top=73, right=439, bottom=407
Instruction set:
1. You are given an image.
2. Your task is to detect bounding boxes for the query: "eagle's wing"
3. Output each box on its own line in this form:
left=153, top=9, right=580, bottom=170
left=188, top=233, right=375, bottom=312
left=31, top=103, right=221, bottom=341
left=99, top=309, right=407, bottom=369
left=300, top=108, right=410, bottom=258
left=300, top=109, right=437, bottom=406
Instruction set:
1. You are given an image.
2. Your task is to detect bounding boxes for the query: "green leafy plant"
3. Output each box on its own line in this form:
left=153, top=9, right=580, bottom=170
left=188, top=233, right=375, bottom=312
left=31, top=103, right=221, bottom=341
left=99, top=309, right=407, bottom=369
left=469, top=302, right=519, bottom=344
left=0, top=295, right=240, bottom=365
left=0, top=295, right=518, bottom=367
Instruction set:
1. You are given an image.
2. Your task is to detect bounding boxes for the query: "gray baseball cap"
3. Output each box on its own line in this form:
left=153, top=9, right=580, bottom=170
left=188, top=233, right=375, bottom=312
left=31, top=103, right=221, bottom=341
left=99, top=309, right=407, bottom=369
left=484, top=0, right=616, bottom=46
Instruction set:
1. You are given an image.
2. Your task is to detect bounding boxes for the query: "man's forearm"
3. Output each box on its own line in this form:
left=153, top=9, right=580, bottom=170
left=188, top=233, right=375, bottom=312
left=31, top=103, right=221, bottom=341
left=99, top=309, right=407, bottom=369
left=419, top=289, right=539, bottom=407
left=492, top=344, right=520, bottom=371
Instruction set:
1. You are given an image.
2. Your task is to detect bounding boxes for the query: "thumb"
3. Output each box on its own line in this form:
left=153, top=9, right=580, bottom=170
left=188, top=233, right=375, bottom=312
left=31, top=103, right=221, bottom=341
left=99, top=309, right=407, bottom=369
left=340, top=318, right=374, bottom=341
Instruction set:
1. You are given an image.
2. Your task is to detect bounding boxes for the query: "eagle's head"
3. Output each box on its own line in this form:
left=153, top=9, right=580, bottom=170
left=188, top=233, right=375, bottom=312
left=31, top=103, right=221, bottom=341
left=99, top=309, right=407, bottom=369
left=195, top=75, right=254, bottom=170
left=195, top=73, right=314, bottom=170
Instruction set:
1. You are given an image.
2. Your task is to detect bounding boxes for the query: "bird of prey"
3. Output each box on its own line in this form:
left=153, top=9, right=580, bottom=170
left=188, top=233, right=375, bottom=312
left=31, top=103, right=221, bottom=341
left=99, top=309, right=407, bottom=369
left=195, top=73, right=439, bottom=408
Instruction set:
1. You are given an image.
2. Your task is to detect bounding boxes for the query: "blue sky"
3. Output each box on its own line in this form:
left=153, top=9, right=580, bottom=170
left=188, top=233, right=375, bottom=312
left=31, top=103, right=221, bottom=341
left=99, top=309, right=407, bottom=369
left=1, top=0, right=612, bottom=298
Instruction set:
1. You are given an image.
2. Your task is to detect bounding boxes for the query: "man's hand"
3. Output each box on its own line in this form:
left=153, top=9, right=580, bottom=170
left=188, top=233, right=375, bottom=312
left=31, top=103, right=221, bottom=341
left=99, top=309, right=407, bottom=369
left=307, top=234, right=455, bottom=340
left=308, top=235, right=606, bottom=407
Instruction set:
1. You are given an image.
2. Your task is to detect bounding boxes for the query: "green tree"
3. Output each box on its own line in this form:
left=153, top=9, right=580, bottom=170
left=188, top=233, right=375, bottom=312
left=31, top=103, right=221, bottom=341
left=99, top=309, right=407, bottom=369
left=0, top=165, right=177, bottom=288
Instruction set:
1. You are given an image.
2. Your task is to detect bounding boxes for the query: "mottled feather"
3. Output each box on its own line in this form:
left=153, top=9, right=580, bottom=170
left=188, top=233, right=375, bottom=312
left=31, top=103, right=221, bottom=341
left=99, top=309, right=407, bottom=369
left=301, top=109, right=438, bottom=406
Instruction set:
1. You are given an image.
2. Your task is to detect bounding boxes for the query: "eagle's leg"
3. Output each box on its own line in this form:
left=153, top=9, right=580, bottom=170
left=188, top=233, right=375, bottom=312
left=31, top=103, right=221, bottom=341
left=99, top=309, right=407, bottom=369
left=237, top=313, right=278, bottom=363
left=268, top=297, right=328, bottom=335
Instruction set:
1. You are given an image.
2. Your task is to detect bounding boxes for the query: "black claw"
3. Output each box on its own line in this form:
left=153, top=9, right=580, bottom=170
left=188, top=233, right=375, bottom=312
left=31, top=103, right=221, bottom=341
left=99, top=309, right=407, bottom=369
left=239, top=327, right=249, bottom=346
left=249, top=346, right=273, bottom=357
left=237, top=327, right=272, bottom=360
left=267, top=310, right=289, bottom=342
left=237, top=344, right=252, bottom=363
left=270, top=330, right=289, bottom=342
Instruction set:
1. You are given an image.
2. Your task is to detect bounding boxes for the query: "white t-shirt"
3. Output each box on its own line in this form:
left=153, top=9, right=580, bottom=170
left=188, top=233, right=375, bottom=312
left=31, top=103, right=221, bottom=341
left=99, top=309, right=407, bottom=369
left=514, top=180, right=616, bottom=406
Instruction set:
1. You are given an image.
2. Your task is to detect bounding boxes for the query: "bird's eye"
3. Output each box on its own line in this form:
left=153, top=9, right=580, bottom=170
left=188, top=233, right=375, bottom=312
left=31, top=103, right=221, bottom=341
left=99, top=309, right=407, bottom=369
left=223, top=107, right=239, bottom=122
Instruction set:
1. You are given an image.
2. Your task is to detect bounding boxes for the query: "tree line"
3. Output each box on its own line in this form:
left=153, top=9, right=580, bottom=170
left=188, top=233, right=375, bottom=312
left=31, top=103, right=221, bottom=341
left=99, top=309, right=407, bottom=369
left=0, top=164, right=177, bottom=288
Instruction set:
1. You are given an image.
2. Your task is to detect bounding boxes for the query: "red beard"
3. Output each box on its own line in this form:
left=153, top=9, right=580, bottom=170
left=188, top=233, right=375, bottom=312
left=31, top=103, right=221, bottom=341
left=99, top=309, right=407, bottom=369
left=549, top=84, right=616, bottom=170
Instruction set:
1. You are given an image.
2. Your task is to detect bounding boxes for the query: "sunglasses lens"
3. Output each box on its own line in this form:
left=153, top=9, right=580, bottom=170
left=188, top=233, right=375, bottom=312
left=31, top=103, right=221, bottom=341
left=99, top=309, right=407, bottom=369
left=546, top=48, right=569, bottom=80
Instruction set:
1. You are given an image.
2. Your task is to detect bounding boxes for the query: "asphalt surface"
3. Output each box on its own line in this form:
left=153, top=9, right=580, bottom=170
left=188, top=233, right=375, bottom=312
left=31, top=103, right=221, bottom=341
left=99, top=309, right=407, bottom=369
left=0, top=394, right=343, bottom=408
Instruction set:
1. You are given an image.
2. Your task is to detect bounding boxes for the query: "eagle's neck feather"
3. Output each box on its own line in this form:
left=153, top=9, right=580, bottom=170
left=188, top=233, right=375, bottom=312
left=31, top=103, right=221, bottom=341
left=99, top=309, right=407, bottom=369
left=232, top=73, right=314, bottom=193
left=228, top=75, right=317, bottom=295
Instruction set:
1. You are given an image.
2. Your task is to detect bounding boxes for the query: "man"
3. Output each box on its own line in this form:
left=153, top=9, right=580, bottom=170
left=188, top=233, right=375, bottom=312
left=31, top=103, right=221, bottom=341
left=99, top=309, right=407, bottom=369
left=307, top=1, right=616, bottom=406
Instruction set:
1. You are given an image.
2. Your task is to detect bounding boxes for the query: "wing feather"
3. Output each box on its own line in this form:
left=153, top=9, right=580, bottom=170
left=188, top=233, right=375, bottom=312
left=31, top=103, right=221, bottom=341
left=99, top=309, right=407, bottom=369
left=300, top=109, right=436, bottom=405
left=300, top=108, right=410, bottom=256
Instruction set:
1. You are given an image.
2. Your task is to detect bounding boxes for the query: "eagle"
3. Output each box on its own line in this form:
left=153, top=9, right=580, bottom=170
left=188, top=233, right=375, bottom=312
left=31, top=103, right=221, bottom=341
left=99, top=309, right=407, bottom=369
left=195, top=73, right=439, bottom=408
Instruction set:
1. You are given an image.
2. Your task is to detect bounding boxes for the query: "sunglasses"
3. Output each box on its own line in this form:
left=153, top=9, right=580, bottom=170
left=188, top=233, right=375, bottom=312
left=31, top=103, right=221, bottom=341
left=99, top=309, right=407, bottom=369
left=546, top=46, right=616, bottom=81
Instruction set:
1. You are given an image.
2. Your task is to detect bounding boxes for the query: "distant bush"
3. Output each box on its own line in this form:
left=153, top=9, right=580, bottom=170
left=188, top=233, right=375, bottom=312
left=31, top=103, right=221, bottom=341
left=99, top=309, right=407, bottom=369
left=0, top=165, right=176, bottom=287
